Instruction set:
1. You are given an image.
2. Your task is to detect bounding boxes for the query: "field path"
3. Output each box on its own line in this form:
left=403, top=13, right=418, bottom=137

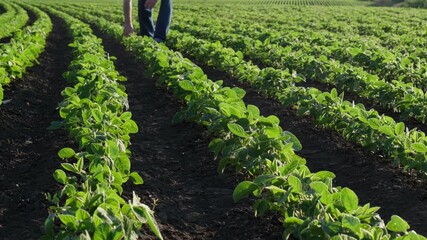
left=93, top=27, right=284, bottom=239
left=0, top=15, right=73, bottom=239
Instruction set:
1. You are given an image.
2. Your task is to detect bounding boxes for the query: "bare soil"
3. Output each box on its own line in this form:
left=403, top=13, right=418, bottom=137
left=0, top=15, right=73, bottom=239
left=93, top=26, right=284, bottom=240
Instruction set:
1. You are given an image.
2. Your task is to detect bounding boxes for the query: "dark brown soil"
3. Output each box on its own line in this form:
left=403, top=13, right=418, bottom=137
left=92, top=27, right=284, bottom=239
left=23, top=4, right=38, bottom=27
left=197, top=65, right=427, bottom=235
left=0, top=15, right=73, bottom=239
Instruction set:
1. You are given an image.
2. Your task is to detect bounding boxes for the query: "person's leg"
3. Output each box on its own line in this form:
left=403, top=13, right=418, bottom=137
left=153, top=0, right=172, bottom=41
left=138, top=0, right=155, bottom=37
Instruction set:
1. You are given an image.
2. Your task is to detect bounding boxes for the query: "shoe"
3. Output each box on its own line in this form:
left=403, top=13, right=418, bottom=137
left=154, top=37, right=164, bottom=43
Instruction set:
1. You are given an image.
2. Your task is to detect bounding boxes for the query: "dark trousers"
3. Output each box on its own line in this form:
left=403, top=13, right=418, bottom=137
left=138, top=0, right=172, bottom=41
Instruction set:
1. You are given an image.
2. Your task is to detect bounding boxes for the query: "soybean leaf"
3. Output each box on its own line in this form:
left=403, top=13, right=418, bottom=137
left=58, top=148, right=75, bottom=159
left=310, top=181, right=328, bottom=194
left=284, top=217, right=304, bottom=225
left=53, top=169, right=67, bottom=184
left=283, top=131, right=302, bottom=151
left=58, top=214, right=77, bottom=229
left=76, top=209, right=91, bottom=221
left=123, top=120, right=138, bottom=134
left=379, top=125, right=394, bottom=137
left=342, top=214, right=361, bottom=233
left=412, top=143, right=427, bottom=153
left=386, top=215, right=410, bottom=233
left=288, top=175, right=302, bottom=192
left=227, top=123, right=248, bottom=138
left=341, top=188, right=358, bottom=212
left=179, top=80, right=194, bottom=91
left=265, top=127, right=281, bottom=138
left=395, top=122, right=405, bottom=135
left=93, top=223, right=110, bottom=240
left=130, top=172, right=144, bottom=185
left=233, top=181, right=259, bottom=202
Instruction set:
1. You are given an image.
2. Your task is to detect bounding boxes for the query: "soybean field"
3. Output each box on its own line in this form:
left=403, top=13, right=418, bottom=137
left=0, top=0, right=427, bottom=239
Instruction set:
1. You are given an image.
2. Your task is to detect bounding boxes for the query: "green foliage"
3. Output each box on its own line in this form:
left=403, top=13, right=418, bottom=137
left=59, top=8, right=425, bottom=239
left=38, top=6, right=162, bottom=239
left=0, top=3, right=50, bottom=105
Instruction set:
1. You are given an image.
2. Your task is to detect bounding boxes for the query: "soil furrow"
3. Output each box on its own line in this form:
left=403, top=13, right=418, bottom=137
left=0, top=15, right=73, bottom=239
left=196, top=63, right=427, bottom=235
left=92, top=27, right=284, bottom=239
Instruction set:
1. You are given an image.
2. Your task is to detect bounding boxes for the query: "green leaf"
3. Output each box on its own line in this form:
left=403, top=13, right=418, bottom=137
left=179, top=80, right=194, bottom=91
left=91, top=109, right=103, bottom=123
left=131, top=192, right=163, bottom=240
left=386, top=215, right=410, bottom=233
left=44, top=213, right=55, bottom=237
left=58, top=214, right=77, bottom=229
left=320, top=191, right=334, bottom=205
left=254, top=199, right=269, bottom=216
left=58, top=148, right=75, bottom=159
left=341, top=188, right=358, bottom=212
left=76, top=209, right=90, bottom=221
left=123, top=120, right=139, bottom=134
left=342, top=214, right=361, bottom=232
left=267, top=115, right=280, bottom=125
left=247, top=105, right=260, bottom=118
left=232, top=87, right=246, bottom=99
left=53, top=169, right=67, bottom=184
left=217, top=157, right=230, bottom=174
left=280, top=159, right=299, bottom=175
left=265, top=127, right=281, bottom=138
left=76, top=158, right=84, bottom=172
left=227, top=123, right=248, bottom=138
left=233, top=181, right=259, bottom=202
left=283, top=131, right=302, bottom=151
left=141, top=204, right=163, bottom=240
left=93, top=223, right=110, bottom=240
left=61, top=163, right=77, bottom=173
left=310, top=181, right=329, bottom=193
left=107, top=140, right=120, bottom=158
left=314, top=171, right=336, bottom=180
left=284, top=217, right=304, bottom=225
left=61, top=184, right=76, bottom=197
left=368, top=118, right=381, bottom=130
left=401, top=57, right=411, bottom=67
left=130, top=172, right=144, bottom=185
left=120, top=112, right=132, bottom=120
left=405, top=231, right=427, bottom=240
left=379, top=125, right=395, bottom=137
left=288, top=175, right=302, bottom=192
left=412, top=143, right=427, bottom=153
left=395, top=122, right=405, bottom=135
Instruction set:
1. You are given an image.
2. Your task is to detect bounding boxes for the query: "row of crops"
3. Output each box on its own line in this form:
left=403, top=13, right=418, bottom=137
left=0, top=1, right=51, bottom=105
left=1, top=0, right=426, bottom=238
left=172, top=0, right=368, bottom=5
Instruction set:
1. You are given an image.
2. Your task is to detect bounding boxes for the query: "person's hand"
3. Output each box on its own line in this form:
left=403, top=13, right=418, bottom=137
left=124, top=23, right=134, bottom=37
left=144, top=0, right=158, bottom=9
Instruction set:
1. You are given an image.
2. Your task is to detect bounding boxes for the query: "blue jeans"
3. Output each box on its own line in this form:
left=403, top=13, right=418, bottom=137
left=138, top=0, right=172, bottom=41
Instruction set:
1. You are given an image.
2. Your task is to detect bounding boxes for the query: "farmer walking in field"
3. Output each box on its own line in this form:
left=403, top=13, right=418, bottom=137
left=123, top=0, right=172, bottom=42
